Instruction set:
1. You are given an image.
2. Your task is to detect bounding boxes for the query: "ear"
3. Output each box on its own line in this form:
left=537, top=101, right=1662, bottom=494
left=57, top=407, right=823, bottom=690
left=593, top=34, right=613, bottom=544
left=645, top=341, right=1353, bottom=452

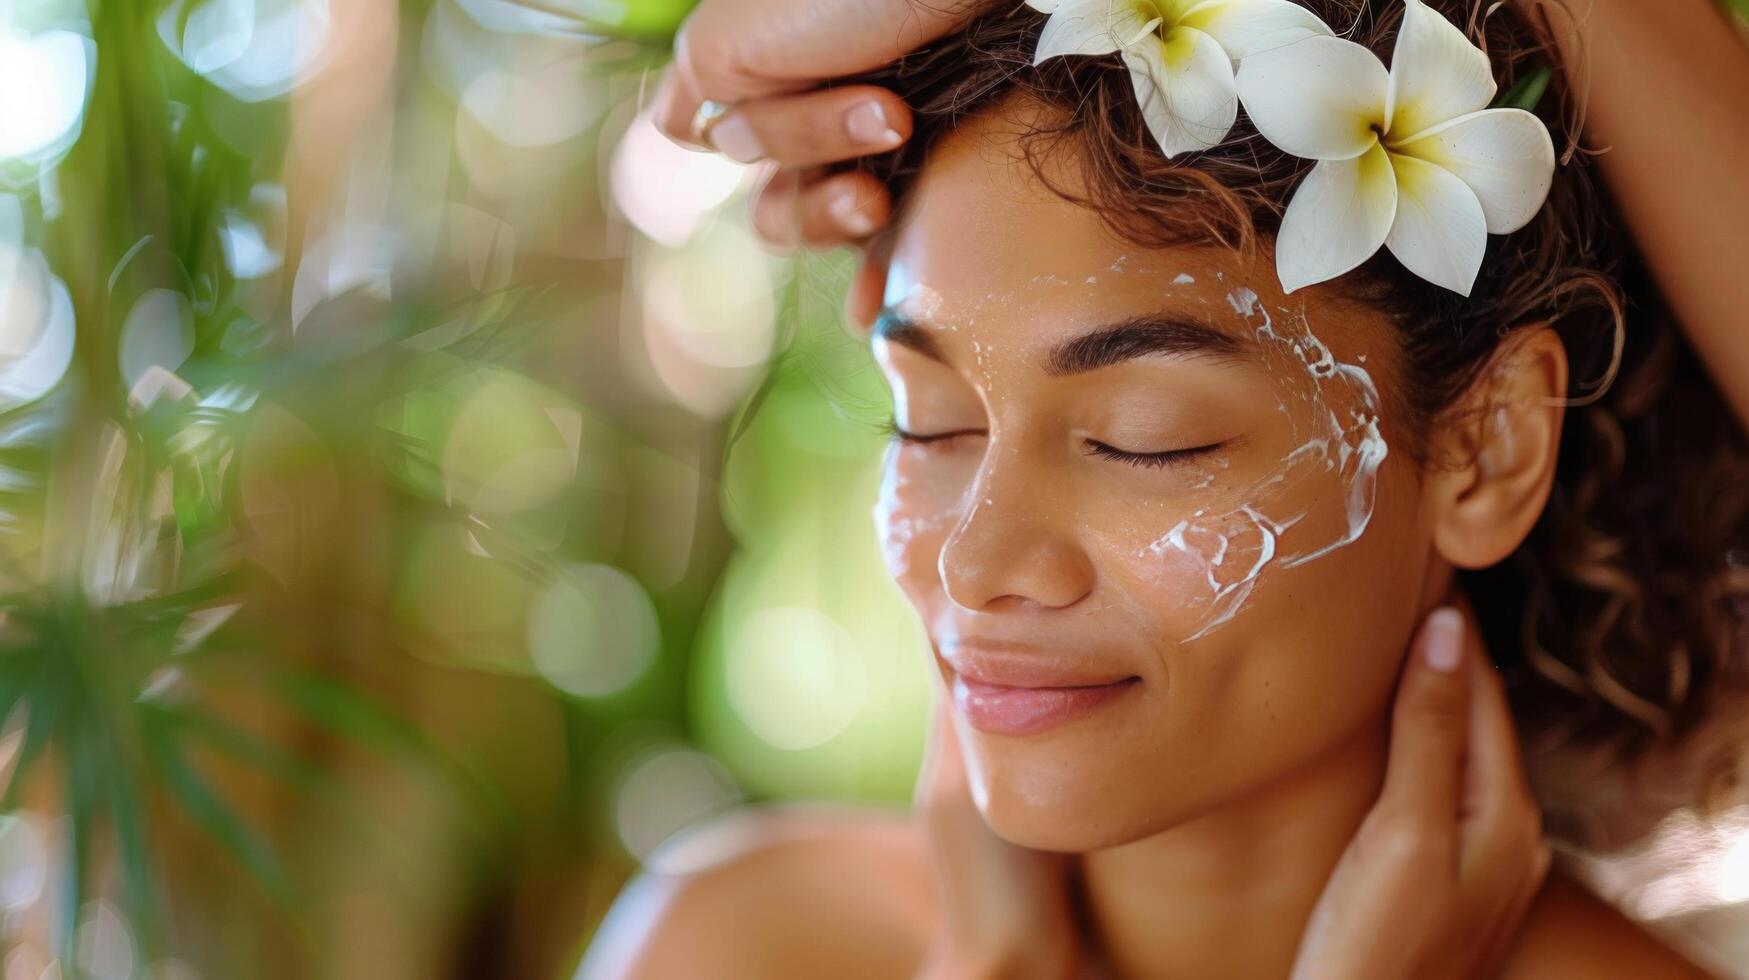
left=1425, top=326, right=1569, bottom=570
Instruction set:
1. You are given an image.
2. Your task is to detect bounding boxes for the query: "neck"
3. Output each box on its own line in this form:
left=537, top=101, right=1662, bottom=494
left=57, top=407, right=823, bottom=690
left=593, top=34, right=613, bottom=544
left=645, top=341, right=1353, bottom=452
left=1077, top=716, right=1390, bottom=980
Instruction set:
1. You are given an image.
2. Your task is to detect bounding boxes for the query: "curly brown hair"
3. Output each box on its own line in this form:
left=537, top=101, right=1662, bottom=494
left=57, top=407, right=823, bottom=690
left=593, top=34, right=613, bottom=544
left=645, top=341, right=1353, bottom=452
left=849, top=0, right=1749, bottom=848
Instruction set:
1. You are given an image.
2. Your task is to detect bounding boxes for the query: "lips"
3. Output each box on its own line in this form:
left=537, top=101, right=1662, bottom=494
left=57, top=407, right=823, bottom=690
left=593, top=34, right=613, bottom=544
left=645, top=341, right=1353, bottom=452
left=951, top=675, right=1139, bottom=735
left=940, top=642, right=1140, bottom=736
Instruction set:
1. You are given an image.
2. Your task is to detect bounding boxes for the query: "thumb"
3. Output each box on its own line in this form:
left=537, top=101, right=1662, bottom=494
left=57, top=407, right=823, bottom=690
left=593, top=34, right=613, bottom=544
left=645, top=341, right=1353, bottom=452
left=1378, top=606, right=1472, bottom=826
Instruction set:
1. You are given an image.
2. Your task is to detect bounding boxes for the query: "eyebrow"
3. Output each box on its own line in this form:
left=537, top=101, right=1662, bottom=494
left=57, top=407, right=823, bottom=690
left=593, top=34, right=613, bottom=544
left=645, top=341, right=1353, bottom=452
left=1045, top=314, right=1248, bottom=376
left=873, top=308, right=1249, bottom=376
left=872, top=310, right=948, bottom=362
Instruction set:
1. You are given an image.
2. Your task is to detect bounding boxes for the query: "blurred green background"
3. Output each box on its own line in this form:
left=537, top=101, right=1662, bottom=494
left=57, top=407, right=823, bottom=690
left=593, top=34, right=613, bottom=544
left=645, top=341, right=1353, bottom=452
left=0, top=0, right=934, bottom=975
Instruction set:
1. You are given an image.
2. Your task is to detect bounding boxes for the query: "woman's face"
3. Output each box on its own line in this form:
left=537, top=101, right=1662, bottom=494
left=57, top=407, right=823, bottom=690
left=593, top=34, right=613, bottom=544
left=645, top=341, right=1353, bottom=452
left=874, top=113, right=1447, bottom=852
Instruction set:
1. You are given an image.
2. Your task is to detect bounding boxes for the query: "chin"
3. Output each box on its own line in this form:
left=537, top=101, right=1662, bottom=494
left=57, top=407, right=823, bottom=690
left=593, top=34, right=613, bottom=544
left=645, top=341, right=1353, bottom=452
left=977, top=794, right=1167, bottom=854
left=968, top=758, right=1183, bottom=854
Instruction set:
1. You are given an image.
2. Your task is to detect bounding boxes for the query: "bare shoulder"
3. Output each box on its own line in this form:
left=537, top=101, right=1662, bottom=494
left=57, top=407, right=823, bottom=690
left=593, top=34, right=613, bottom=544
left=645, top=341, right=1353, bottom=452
left=1500, top=872, right=1717, bottom=979
left=578, top=803, right=938, bottom=980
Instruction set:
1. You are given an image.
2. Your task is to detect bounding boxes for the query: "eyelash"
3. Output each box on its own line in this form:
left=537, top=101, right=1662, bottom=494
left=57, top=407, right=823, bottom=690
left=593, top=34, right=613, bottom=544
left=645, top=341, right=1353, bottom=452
left=884, top=420, right=984, bottom=446
left=885, top=420, right=1221, bottom=470
left=1081, top=440, right=1223, bottom=470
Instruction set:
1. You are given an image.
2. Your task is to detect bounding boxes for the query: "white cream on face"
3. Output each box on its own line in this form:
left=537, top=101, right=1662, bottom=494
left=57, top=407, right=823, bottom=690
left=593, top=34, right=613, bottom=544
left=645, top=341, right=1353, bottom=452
left=871, top=267, right=1388, bottom=645
left=874, top=443, right=954, bottom=580
left=872, top=271, right=965, bottom=582
left=1140, top=287, right=1387, bottom=640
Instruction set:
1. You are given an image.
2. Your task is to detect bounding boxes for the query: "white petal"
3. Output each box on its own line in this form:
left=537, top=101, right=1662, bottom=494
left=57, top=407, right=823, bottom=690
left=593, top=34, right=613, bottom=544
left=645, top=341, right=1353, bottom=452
left=1275, top=142, right=1398, bottom=294
left=1393, top=107, right=1555, bottom=233
left=1123, top=26, right=1239, bottom=157
left=1235, top=35, right=1388, bottom=161
left=1181, top=0, right=1333, bottom=60
left=1384, top=153, right=1487, bottom=295
left=1026, top=0, right=1062, bottom=11
left=1033, top=0, right=1155, bottom=65
left=1385, top=0, right=1495, bottom=140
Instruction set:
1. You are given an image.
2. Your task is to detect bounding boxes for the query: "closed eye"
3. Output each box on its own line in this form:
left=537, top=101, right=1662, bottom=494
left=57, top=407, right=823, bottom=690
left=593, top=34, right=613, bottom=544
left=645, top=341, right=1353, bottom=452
left=885, top=419, right=986, bottom=445
left=1082, top=439, right=1224, bottom=470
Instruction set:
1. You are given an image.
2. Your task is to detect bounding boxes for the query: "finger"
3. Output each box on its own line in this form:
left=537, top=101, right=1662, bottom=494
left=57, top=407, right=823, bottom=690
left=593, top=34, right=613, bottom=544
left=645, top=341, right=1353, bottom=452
left=1457, top=608, right=1544, bottom=890
left=704, top=87, right=912, bottom=166
left=1458, top=605, right=1536, bottom=824
left=846, top=241, right=892, bottom=332
left=796, top=171, right=892, bottom=247
left=914, top=695, right=1078, bottom=963
left=749, top=166, right=805, bottom=248
left=1379, top=607, right=1472, bottom=825
left=652, top=67, right=712, bottom=151
left=659, top=0, right=971, bottom=144
left=751, top=170, right=892, bottom=250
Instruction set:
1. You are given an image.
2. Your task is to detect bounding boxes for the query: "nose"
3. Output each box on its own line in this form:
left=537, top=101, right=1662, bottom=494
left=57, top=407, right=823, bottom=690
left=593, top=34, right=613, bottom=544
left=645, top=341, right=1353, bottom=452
left=938, top=453, right=1095, bottom=612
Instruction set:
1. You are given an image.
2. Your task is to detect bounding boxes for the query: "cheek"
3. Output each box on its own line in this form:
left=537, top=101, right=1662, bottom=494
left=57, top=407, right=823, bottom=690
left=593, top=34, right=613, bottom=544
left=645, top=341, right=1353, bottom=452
left=1210, top=473, right=1427, bottom=736
left=1090, top=298, right=1392, bottom=645
left=1089, top=469, right=1423, bottom=803
left=872, top=445, right=965, bottom=593
left=1081, top=504, right=1278, bottom=645
left=1133, top=459, right=1428, bottom=698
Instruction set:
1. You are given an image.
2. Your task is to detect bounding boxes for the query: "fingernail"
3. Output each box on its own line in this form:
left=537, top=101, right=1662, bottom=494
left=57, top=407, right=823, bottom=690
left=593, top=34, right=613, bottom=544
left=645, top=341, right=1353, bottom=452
left=1424, top=607, right=1465, bottom=673
left=830, top=189, right=878, bottom=236
left=709, top=114, right=764, bottom=162
left=846, top=101, right=903, bottom=149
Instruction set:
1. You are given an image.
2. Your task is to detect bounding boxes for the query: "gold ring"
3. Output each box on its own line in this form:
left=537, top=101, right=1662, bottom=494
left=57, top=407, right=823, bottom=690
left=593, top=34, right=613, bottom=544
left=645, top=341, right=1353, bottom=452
left=690, top=99, right=737, bottom=150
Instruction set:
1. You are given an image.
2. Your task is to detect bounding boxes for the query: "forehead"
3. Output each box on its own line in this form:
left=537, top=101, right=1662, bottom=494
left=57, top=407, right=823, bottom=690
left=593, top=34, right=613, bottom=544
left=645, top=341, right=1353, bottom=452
left=884, top=112, right=1193, bottom=321
left=882, top=108, right=1396, bottom=374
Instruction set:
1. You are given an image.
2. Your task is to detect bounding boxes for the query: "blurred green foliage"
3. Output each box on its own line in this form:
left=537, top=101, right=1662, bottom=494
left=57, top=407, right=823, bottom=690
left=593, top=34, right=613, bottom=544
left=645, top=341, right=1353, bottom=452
left=0, top=0, right=937, bottom=973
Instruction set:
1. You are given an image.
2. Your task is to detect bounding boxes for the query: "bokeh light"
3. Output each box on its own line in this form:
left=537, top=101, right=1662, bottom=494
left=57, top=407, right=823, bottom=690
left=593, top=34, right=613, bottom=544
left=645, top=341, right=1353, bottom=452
left=219, top=184, right=287, bottom=280
left=289, top=223, right=396, bottom=331
left=118, top=289, right=195, bottom=390
left=610, top=110, right=747, bottom=248
left=156, top=0, right=334, bottom=101
left=442, top=371, right=583, bottom=518
left=73, top=901, right=134, bottom=980
left=613, top=743, right=740, bottom=863
left=458, top=54, right=606, bottom=149
left=0, top=814, right=47, bottom=912
left=396, top=522, right=542, bottom=672
left=727, top=606, right=867, bottom=751
left=528, top=563, right=660, bottom=699
left=638, top=218, right=779, bottom=416
left=0, top=26, right=92, bottom=165
left=0, top=242, right=76, bottom=406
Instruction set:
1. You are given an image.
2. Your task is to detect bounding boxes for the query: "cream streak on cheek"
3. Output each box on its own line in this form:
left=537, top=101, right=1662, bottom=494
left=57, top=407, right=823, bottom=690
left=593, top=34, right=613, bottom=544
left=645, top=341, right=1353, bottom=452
left=873, top=450, right=956, bottom=580
left=1135, top=287, right=1388, bottom=641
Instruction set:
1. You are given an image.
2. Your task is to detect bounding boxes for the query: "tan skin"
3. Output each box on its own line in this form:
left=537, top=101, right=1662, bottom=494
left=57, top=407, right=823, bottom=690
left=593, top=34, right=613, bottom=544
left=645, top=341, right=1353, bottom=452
left=586, top=107, right=1712, bottom=979
left=912, top=597, right=1548, bottom=980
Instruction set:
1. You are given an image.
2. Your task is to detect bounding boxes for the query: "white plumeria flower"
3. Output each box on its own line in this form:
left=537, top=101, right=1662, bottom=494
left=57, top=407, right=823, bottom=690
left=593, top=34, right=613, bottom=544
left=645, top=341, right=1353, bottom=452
left=1234, top=0, right=1556, bottom=295
left=1027, top=0, right=1332, bottom=157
